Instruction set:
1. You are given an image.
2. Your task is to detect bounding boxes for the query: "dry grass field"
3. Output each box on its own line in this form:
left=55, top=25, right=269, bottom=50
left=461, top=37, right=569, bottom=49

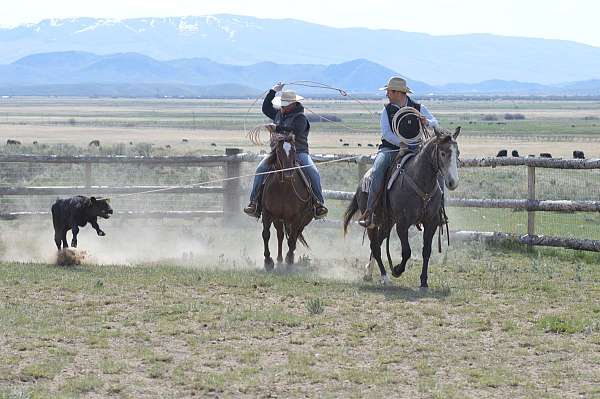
left=1, top=97, right=600, bottom=158
left=0, top=96, right=599, bottom=398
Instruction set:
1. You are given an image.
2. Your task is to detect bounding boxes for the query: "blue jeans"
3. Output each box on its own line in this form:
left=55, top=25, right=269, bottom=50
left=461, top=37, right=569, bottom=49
left=366, top=149, right=396, bottom=210
left=249, top=152, right=324, bottom=204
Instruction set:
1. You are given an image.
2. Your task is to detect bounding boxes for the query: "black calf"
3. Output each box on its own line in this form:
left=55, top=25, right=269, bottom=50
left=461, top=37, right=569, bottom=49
left=51, top=196, right=113, bottom=250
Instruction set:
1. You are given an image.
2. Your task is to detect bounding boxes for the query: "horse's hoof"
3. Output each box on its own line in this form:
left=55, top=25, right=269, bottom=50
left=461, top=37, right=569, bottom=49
left=420, top=284, right=429, bottom=291
left=276, top=257, right=283, bottom=265
left=285, top=255, right=294, bottom=265
left=380, top=275, right=391, bottom=286
left=264, top=258, right=274, bottom=271
left=391, top=265, right=403, bottom=278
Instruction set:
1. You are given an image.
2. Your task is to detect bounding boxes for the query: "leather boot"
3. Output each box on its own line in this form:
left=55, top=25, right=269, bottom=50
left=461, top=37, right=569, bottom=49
left=243, top=202, right=258, bottom=217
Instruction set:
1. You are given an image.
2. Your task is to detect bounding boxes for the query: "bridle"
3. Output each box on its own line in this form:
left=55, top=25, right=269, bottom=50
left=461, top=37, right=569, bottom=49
left=272, top=133, right=295, bottom=179
left=270, top=133, right=311, bottom=203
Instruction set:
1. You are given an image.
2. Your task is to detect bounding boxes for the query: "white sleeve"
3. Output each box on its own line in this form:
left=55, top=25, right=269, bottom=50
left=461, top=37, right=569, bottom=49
left=381, top=107, right=401, bottom=146
left=420, top=104, right=439, bottom=128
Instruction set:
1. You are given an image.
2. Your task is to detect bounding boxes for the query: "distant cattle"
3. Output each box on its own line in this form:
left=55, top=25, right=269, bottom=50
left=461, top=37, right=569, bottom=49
left=357, top=143, right=362, bottom=147
left=6, top=139, right=21, bottom=145
left=88, top=140, right=100, bottom=147
left=165, top=145, right=171, bottom=149
left=573, top=150, right=585, bottom=159
left=511, top=150, right=520, bottom=157
left=182, top=138, right=189, bottom=143
left=339, top=138, right=343, bottom=142
left=211, top=143, right=217, bottom=147
left=540, top=153, right=552, bottom=158
left=51, top=196, right=113, bottom=250
left=496, top=149, right=507, bottom=157
left=367, top=144, right=374, bottom=147
left=343, top=143, right=350, bottom=147
left=33, top=141, right=38, bottom=145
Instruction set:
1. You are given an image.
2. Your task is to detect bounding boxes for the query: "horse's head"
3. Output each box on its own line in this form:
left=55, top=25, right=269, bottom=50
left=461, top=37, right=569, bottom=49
left=273, top=133, right=297, bottom=178
left=433, top=126, right=461, bottom=190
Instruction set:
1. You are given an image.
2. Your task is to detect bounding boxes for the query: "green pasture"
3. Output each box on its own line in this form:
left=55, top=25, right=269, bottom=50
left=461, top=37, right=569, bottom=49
left=0, top=242, right=599, bottom=398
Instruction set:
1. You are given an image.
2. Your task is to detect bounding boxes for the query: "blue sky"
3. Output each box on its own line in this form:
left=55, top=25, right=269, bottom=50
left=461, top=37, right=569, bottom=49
left=2, top=0, right=599, bottom=48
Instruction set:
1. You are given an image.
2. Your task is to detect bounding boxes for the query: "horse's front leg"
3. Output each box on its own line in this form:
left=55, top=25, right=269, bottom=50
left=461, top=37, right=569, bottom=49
left=368, top=227, right=390, bottom=285
left=392, top=224, right=411, bottom=278
left=420, top=222, right=437, bottom=288
left=274, top=220, right=284, bottom=264
left=262, top=213, right=274, bottom=271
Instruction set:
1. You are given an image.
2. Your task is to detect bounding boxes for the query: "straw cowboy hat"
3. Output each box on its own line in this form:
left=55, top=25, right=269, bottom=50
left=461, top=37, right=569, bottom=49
left=379, top=76, right=412, bottom=93
left=272, top=90, right=304, bottom=107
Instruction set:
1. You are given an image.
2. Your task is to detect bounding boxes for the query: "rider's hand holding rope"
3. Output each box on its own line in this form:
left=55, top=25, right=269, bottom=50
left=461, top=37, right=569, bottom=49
left=247, top=123, right=277, bottom=146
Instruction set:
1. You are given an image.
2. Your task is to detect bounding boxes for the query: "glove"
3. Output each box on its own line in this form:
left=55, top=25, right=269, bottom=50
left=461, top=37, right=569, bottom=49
left=272, top=82, right=285, bottom=92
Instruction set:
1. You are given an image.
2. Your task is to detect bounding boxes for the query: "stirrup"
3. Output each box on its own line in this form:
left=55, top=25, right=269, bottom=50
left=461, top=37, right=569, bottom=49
left=358, top=210, right=376, bottom=229
left=314, top=205, right=328, bottom=219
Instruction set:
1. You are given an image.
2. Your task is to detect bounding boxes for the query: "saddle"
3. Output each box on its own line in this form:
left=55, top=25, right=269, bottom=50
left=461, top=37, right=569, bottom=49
left=360, top=149, right=415, bottom=195
left=256, top=154, right=314, bottom=215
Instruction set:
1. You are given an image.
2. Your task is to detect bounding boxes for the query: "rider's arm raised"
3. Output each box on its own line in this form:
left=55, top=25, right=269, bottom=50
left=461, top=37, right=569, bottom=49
left=262, top=90, right=278, bottom=120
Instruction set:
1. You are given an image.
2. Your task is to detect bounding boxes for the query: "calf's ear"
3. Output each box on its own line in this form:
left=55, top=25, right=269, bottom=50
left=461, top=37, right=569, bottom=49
left=91, top=197, right=97, bottom=204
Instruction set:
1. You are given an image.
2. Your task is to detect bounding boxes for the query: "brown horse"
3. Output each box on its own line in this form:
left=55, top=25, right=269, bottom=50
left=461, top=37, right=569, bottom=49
left=343, top=127, right=461, bottom=287
left=260, top=133, right=314, bottom=270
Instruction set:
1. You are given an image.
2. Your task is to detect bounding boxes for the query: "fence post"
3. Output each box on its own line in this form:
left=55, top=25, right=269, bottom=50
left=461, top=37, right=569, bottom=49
left=84, top=163, right=92, bottom=188
left=527, top=165, right=536, bottom=246
left=223, top=148, right=242, bottom=223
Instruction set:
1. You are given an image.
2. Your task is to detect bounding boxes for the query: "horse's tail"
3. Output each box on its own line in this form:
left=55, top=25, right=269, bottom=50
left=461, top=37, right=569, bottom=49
left=343, top=188, right=361, bottom=236
left=298, top=233, right=309, bottom=249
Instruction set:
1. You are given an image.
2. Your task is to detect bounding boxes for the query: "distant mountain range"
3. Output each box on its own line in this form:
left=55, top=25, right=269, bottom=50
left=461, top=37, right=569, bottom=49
left=1, top=15, right=600, bottom=85
left=1, top=51, right=599, bottom=97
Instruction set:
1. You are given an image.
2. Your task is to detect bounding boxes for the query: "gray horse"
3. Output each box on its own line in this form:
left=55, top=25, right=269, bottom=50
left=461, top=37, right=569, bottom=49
left=343, top=127, right=461, bottom=287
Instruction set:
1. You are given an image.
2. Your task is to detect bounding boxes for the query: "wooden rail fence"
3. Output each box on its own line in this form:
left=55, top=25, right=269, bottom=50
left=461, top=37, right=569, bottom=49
left=1, top=150, right=599, bottom=251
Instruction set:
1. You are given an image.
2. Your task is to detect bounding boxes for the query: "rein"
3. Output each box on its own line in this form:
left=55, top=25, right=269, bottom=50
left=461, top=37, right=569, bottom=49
left=399, top=139, right=450, bottom=252
left=272, top=136, right=311, bottom=203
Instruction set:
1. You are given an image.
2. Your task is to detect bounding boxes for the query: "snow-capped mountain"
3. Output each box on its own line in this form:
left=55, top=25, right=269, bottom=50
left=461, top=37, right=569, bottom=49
left=1, top=14, right=600, bottom=84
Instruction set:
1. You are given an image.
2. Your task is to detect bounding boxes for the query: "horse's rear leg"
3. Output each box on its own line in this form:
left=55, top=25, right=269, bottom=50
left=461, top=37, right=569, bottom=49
left=368, top=228, right=390, bottom=285
left=262, top=215, right=274, bottom=271
left=392, top=225, right=411, bottom=278
left=363, top=254, right=374, bottom=282
left=274, top=220, right=284, bottom=264
left=420, top=222, right=437, bottom=288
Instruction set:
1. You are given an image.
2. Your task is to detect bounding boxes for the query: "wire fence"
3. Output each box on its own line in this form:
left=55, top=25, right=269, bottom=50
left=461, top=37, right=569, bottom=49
left=0, top=152, right=599, bottom=248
